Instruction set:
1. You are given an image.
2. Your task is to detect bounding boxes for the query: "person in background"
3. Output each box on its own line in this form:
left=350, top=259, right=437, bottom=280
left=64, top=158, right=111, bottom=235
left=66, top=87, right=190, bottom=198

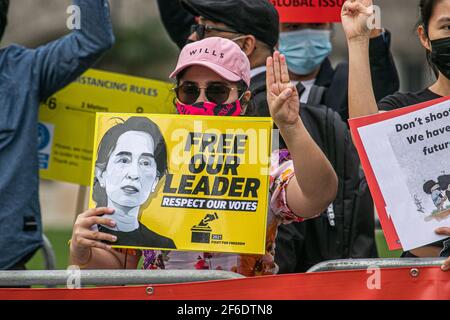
left=0, top=0, right=114, bottom=270
left=274, top=13, right=399, bottom=273
left=157, top=0, right=382, bottom=274
left=156, top=0, right=281, bottom=117
left=156, top=0, right=399, bottom=122
left=278, top=21, right=399, bottom=122
left=342, top=0, right=450, bottom=270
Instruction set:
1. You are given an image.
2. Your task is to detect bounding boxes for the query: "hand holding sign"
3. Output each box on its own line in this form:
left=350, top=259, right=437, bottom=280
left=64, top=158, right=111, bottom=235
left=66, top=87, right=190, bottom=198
left=266, top=51, right=300, bottom=130
left=341, top=0, right=374, bottom=41
left=70, top=207, right=118, bottom=266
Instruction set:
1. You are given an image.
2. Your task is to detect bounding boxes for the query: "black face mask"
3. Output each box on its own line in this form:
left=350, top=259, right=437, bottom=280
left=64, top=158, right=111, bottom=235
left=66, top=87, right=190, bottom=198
left=431, top=37, right=450, bottom=80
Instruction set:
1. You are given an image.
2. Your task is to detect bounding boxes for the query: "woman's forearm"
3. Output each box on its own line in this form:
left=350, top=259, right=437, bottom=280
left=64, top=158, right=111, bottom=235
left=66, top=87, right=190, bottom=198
left=348, top=37, right=380, bottom=118
left=70, top=246, right=127, bottom=269
left=281, top=119, right=338, bottom=217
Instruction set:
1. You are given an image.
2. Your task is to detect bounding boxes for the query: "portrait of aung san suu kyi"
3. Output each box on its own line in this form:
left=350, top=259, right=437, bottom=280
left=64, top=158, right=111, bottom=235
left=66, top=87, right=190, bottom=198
left=92, top=116, right=176, bottom=249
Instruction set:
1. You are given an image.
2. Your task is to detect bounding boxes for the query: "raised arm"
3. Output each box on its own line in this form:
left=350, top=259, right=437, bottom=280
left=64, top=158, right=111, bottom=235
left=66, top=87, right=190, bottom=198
left=266, top=52, right=338, bottom=218
left=33, top=0, right=115, bottom=101
left=342, top=0, right=379, bottom=118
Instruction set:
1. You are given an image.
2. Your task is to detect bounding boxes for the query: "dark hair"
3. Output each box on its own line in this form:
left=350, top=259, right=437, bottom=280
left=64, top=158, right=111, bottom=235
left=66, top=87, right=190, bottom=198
left=237, top=80, right=257, bottom=116
left=438, top=174, right=450, bottom=188
left=0, top=0, right=9, bottom=40
left=423, top=179, right=438, bottom=194
left=418, top=0, right=442, bottom=76
left=93, top=117, right=168, bottom=207
left=438, top=174, right=450, bottom=198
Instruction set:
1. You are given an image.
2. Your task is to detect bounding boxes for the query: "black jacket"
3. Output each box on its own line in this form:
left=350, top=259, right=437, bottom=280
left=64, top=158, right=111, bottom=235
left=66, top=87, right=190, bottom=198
left=315, top=31, right=399, bottom=121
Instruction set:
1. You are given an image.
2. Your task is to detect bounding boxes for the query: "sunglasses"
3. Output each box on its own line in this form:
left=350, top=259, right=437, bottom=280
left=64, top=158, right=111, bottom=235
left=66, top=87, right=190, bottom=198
left=175, top=83, right=239, bottom=105
left=190, top=23, right=241, bottom=40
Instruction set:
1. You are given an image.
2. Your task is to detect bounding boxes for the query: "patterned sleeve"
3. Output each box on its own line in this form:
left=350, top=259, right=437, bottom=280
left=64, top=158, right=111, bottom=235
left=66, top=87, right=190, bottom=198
left=269, top=149, right=305, bottom=224
left=114, top=248, right=142, bottom=257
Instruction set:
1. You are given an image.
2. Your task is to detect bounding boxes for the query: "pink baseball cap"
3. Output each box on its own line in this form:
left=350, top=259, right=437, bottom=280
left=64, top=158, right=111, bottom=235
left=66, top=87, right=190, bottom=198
left=169, top=37, right=251, bottom=87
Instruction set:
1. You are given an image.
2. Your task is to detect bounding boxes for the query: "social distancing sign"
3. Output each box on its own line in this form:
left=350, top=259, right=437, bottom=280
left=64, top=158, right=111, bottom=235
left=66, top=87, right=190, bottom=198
left=38, top=69, right=175, bottom=186
left=88, top=113, right=273, bottom=254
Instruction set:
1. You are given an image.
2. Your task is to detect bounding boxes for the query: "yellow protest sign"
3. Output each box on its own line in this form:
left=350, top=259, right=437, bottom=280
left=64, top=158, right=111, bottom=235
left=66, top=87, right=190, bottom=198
left=88, top=113, right=273, bottom=255
left=38, top=69, right=175, bottom=186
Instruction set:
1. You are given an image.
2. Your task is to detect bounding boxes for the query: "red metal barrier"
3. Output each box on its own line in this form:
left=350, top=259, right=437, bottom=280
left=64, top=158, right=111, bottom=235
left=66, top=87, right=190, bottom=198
left=1, top=267, right=449, bottom=300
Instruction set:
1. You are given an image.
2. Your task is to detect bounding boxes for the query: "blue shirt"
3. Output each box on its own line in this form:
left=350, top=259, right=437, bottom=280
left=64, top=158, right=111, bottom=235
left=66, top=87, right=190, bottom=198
left=0, top=0, right=114, bottom=269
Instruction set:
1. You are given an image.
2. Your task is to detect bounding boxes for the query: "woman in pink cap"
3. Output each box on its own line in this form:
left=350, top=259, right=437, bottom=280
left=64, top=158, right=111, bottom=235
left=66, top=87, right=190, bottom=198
left=70, top=37, right=338, bottom=276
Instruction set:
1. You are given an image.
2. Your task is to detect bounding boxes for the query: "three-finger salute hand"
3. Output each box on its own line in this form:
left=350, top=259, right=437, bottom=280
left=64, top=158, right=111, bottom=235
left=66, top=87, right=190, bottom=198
left=266, top=51, right=300, bottom=130
left=341, top=0, right=374, bottom=41
left=70, top=207, right=118, bottom=262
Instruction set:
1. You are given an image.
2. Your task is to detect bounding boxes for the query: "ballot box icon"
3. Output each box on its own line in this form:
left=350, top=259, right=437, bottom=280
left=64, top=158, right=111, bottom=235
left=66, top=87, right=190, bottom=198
left=191, top=213, right=219, bottom=244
